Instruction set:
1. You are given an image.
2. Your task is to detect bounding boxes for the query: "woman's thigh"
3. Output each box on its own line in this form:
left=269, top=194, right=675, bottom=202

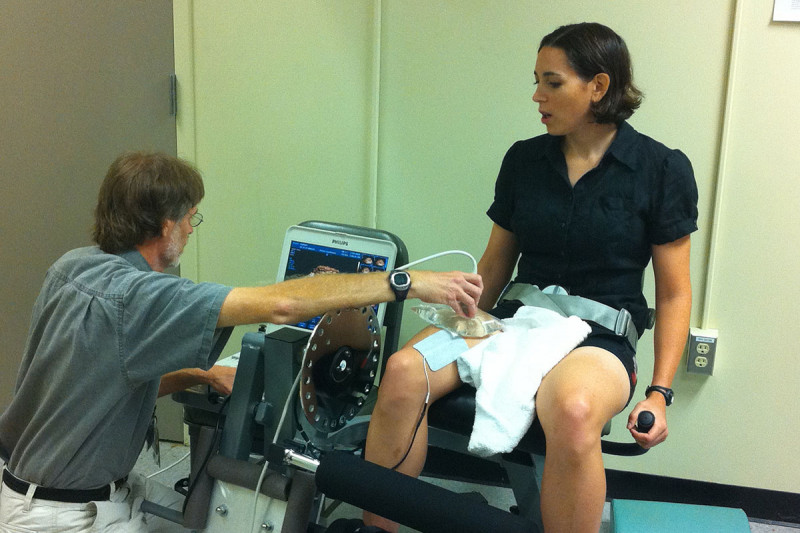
left=535, top=346, right=631, bottom=435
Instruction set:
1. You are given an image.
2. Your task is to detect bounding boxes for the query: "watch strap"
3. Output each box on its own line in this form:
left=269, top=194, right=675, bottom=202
left=645, top=385, right=673, bottom=406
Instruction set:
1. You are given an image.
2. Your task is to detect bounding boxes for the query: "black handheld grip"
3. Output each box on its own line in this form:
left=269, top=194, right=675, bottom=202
left=636, top=410, right=655, bottom=433
left=600, top=411, right=656, bottom=456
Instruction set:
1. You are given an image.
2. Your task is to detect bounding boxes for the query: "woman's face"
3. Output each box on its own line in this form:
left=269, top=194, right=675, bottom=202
left=533, top=46, right=600, bottom=136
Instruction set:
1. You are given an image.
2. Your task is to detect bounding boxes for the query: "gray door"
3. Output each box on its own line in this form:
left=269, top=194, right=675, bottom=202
left=0, top=1, right=177, bottom=411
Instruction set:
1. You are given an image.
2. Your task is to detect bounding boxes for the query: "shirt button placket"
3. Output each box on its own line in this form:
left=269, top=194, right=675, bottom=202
left=557, top=191, right=575, bottom=284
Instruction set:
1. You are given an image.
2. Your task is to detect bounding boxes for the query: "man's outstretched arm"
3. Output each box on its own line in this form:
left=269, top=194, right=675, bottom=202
left=217, top=270, right=483, bottom=328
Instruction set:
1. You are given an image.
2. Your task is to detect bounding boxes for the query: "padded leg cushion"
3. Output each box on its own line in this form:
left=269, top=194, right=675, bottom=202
left=610, top=499, right=750, bottom=532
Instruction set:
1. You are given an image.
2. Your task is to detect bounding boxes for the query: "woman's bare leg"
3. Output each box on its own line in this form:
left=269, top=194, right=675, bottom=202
left=362, top=326, right=475, bottom=532
left=535, top=346, right=631, bottom=533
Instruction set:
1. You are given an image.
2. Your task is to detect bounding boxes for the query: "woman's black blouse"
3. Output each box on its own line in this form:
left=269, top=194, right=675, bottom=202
left=487, top=122, right=698, bottom=335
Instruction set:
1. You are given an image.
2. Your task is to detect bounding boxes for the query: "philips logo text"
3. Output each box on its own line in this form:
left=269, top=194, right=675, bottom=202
left=332, top=239, right=349, bottom=246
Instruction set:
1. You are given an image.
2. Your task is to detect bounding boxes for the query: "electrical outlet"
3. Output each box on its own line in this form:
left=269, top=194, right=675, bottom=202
left=686, top=328, right=718, bottom=375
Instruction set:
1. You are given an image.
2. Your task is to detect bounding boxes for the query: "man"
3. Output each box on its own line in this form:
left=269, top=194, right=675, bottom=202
left=0, top=152, right=483, bottom=532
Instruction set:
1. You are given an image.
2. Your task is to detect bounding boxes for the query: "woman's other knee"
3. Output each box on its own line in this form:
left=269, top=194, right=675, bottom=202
left=537, top=349, right=629, bottom=456
left=539, top=390, right=604, bottom=456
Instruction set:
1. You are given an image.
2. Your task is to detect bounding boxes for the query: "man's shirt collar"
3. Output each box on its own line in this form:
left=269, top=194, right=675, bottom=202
left=117, top=249, right=153, bottom=272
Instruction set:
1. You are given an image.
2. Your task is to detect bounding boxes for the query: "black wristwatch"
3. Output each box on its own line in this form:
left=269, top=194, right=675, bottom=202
left=645, top=385, right=674, bottom=406
left=388, top=270, right=411, bottom=302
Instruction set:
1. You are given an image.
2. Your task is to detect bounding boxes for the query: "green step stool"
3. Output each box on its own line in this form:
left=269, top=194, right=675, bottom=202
left=610, top=499, right=750, bottom=532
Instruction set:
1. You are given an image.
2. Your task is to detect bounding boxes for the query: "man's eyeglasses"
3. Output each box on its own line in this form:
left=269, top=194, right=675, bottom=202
left=189, top=212, right=203, bottom=227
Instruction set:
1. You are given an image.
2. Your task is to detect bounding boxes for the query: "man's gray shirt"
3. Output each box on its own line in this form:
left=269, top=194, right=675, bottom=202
left=0, top=246, right=232, bottom=489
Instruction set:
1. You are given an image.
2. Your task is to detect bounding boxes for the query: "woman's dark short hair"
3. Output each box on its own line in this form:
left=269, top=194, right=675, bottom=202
left=540, top=22, right=643, bottom=124
left=93, top=152, right=204, bottom=253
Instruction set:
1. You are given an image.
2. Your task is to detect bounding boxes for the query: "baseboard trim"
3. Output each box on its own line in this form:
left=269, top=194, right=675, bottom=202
left=606, top=469, right=800, bottom=524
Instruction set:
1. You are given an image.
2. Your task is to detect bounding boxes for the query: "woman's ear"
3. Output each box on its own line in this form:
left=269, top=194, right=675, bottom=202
left=591, top=73, right=611, bottom=102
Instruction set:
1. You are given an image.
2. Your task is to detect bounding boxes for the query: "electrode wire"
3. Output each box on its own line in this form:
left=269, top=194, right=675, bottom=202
left=389, top=356, right=431, bottom=471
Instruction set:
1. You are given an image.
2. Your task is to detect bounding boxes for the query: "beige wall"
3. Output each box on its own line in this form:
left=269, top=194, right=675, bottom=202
left=173, top=0, right=379, bottom=358
left=681, top=0, right=800, bottom=490
left=174, top=0, right=800, bottom=493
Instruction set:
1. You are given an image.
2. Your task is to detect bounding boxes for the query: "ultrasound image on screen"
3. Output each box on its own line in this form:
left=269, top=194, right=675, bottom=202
left=285, top=241, right=390, bottom=330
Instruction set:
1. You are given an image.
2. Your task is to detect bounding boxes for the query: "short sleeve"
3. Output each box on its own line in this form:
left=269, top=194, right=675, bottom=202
left=120, top=273, right=233, bottom=385
left=649, top=149, right=699, bottom=245
left=486, top=142, right=522, bottom=231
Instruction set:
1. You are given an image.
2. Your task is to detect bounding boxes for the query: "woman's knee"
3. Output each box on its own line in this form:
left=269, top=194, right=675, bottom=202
left=539, top=392, right=606, bottom=455
left=377, top=348, right=428, bottom=407
left=537, top=348, right=629, bottom=451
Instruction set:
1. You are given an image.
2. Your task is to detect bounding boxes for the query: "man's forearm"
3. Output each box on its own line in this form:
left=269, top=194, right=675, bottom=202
left=158, top=368, right=209, bottom=397
left=217, top=270, right=483, bottom=328
left=217, top=272, right=395, bottom=328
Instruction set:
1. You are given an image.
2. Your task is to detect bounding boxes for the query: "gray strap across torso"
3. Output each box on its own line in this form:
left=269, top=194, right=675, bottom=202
left=499, top=283, right=639, bottom=350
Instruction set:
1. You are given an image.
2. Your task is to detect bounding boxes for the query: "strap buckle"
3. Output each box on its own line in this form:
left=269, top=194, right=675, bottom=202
left=614, top=307, right=633, bottom=338
left=614, top=307, right=639, bottom=350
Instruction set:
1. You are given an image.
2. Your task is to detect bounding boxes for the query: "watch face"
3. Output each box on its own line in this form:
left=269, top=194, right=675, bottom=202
left=392, top=271, right=411, bottom=288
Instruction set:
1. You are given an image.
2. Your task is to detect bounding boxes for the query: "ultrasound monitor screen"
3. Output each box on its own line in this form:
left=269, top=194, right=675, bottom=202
left=284, top=240, right=390, bottom=331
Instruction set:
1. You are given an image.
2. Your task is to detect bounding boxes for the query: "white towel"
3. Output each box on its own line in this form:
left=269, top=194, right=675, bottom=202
left=456, top=306, right=591, bottom=457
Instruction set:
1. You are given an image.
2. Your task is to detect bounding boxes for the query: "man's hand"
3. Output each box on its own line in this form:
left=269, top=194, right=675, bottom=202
left=206, top=365, right=237, bottom=396
left=158, top=365, right=238, bottom=397
left=408, top=270, right=484, bottom=318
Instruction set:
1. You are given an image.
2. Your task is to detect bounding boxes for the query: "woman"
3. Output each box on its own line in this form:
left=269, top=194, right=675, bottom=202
left=364, top=22, right=697, bottom=533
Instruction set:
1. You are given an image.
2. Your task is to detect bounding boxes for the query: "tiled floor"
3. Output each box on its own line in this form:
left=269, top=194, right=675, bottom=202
left=133, top=442, right=799, bottom=532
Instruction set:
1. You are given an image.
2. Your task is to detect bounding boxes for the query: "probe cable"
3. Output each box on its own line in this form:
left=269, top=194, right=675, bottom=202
left=145, top=451, right=191, bottom=480
left=396, top=250, right=478, bottom=274
left=250, top=368, right=302, bottom=532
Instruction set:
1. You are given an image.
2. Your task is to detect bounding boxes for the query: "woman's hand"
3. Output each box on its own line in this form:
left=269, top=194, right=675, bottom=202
left=627, top=396, right=668, bottom=449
